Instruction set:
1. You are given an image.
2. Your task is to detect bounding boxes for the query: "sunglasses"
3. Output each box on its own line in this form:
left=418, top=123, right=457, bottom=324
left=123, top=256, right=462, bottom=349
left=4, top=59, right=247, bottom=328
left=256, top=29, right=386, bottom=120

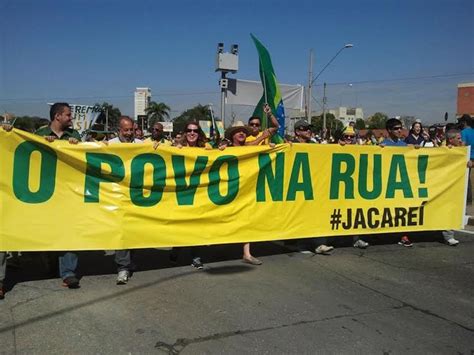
left=391, top=127, right=402, bottom=131
left=186, top=128, right=199, bottom=133
left=249, top=123, right=261, bottom=127
left=297, top=127, right=310, bottom=131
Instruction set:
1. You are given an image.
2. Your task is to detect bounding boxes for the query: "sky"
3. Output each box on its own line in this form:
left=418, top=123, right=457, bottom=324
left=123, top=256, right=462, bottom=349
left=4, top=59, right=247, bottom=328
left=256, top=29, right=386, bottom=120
left=0, top=0, right=473, bottom=125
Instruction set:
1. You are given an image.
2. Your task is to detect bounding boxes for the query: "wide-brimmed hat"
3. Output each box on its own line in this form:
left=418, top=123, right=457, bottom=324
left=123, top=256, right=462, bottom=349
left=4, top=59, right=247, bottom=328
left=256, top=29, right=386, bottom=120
left=225, top=121, right=252, bottom=140
left=294, top=119, right=311, bottom=131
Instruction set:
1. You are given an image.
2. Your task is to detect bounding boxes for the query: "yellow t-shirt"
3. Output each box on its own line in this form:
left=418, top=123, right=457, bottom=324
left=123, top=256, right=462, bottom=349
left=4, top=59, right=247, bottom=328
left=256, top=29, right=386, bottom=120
left=245, top=131, right=268, bottom=145
left=144, top=137, right=172, bottom=146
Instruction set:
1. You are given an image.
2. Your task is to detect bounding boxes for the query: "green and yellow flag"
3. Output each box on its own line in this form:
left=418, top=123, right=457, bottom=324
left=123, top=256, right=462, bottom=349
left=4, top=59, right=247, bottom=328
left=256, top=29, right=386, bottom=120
left=251, top=34, right=285, bottom=143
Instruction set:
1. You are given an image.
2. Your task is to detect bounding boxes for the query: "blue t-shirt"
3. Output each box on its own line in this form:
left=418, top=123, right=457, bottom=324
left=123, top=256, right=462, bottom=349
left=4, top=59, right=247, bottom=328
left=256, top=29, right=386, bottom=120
left=381, top=138, right=407, bottom=147
left=404, top=134, right=425, bottom=145
left=461, top=127, right=474, bottom=159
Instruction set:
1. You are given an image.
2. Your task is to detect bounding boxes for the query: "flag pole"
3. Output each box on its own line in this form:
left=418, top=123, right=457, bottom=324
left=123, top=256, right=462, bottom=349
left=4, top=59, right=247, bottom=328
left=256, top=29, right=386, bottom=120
left=208, top=103, right=219, bottom=141
left=261, top=64, right=269, bottom=128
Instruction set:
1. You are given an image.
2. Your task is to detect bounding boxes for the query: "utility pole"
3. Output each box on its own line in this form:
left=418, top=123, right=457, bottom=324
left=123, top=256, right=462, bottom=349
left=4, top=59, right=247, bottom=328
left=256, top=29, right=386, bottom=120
left=307, top=44, right=353, bottom=138
left=105, top=109, right=109, bottom=131
left=220, top=71, right=227, bottom=127
left=322, top=82, right=327, bottom=139
left=307, top=49, right=313, bottom=122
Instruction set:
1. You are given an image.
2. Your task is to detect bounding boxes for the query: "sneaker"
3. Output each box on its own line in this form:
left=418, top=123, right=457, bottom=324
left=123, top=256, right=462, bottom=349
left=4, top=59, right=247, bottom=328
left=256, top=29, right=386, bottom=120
left=445, top=237, right=459, bottom=246
left=0, top=282, right=4, bottom=300
left=62, top=276, right=80, bottom=289
left=353, top=239, right=369, bottom=249
left=191, top=258, right=204, bottom=270
left=315, top=245, right=334, bottom=254
left=116, top=270, right=130, bottom=285
left=398, top=236, right=413, bottom=247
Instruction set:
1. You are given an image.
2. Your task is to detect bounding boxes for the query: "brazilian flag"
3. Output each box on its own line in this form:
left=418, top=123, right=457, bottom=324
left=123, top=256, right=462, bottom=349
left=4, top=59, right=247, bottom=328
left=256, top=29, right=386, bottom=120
left=251, top=34, right=285, bottom=143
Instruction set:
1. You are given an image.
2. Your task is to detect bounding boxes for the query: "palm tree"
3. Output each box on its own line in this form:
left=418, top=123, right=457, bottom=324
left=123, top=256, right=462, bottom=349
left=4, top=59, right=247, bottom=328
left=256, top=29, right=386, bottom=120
left=93, top=102, right=122, bottom=130
left=146, top=101, right=170, bottom=129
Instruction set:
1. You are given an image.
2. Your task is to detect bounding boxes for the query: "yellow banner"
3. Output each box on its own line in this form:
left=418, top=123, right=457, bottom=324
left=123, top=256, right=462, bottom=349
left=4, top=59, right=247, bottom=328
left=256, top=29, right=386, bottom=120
left=0, top=129, right=468, bottom=251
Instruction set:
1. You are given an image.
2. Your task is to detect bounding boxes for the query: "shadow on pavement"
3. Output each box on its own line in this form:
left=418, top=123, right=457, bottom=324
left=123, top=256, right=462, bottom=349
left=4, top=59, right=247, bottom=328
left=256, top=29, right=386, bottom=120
left=2, top=231, right=446, bottom=292
left=3, top=241, right=287, bottom=291
left=204, top=265, right=254, bottom=275
left=0, top=269, right=198, bottom=335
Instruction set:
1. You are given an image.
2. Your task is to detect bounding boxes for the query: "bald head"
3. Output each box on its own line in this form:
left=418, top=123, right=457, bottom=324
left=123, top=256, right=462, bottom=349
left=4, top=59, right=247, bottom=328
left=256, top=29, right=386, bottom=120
left=118, top=116, right=135, bottom=142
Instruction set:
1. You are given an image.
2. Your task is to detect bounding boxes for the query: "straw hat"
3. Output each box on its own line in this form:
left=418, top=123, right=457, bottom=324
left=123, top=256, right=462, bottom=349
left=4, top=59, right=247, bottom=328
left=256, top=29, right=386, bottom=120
left=225, top=121, right=252, bottom=140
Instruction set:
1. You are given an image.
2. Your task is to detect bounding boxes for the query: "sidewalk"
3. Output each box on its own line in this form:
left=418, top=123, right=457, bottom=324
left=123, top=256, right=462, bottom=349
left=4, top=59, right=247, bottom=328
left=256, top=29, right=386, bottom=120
left=455, top=203, right=474, bottom=238
left=466, top=203, right=474, bottom=225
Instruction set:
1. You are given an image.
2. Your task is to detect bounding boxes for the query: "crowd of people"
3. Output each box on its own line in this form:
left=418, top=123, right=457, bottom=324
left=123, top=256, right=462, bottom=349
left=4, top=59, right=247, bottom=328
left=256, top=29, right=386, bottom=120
left=0, top=103, right=471, bottom=299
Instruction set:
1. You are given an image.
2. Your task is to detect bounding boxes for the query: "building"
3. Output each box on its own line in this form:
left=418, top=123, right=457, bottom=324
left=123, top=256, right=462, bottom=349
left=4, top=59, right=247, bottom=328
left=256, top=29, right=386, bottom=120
left=134, top=87, right=151, bottom=120
left=457, top=83, right=474, bottom=117
left=328, top=107, right=364, bottom=126
left=1, top=112, right=15, bottom=123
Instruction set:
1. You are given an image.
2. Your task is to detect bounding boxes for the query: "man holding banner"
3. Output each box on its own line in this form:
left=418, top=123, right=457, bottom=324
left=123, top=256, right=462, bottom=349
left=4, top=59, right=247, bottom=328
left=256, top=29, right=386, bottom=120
left=381, top=118, right=414, bottom=247
left=246, top=104, right=279, bottom=146
left=108, top=116, right=143, bottom=284
left=37, top=103, right=81, bottom=143
left=36, top=103, right=81, bottom=288
left=291, top=119, right=334, bottom=255
left=145, top=122, right=172, bottom=148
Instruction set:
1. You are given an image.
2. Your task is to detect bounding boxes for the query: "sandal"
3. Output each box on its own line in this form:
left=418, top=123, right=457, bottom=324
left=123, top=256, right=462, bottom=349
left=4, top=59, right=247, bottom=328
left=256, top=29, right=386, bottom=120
left=242, top=256, right=263, bottom=265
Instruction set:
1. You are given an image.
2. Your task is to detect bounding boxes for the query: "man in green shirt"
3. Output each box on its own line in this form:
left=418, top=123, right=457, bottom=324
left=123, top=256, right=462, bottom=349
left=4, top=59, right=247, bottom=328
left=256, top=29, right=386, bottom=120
left=36, top=103, right=81, bottom=288
left=36, top=103, right=81, bottom=143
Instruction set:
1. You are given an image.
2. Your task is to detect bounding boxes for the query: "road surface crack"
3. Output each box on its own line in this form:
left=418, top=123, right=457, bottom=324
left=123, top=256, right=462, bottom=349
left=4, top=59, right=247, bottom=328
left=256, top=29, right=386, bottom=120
left=314, top=261, right=474, bottom=333
left=154, top=306, right=404, bottom=354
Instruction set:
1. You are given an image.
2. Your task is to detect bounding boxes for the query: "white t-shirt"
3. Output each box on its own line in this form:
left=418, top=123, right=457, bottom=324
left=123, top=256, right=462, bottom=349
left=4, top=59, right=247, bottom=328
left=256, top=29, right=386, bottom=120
left=108, top=137, right=143, bottom=144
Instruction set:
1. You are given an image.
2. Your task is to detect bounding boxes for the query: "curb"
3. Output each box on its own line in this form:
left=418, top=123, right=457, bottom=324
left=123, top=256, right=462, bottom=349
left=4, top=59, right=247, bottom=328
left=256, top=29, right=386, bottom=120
left=454, top=229, right=474, bottom=239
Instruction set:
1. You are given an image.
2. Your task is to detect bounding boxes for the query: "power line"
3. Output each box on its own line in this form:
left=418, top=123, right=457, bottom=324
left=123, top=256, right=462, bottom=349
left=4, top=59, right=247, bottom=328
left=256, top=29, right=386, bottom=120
left=0, top=91, right=219, bottom=103
left=1, top=71, right=472, bottom=103
left=320, top=72, right=474, bottom=87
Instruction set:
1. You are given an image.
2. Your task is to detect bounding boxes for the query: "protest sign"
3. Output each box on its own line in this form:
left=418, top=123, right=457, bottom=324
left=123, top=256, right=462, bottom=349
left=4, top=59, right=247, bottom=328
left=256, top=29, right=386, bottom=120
left=0, top=129, right=468, bottom=251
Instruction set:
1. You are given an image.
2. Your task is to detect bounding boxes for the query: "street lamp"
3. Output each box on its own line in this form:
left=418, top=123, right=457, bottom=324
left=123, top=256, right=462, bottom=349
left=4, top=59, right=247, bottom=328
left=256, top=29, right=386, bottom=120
left=306, top=44, right=353, bottom=136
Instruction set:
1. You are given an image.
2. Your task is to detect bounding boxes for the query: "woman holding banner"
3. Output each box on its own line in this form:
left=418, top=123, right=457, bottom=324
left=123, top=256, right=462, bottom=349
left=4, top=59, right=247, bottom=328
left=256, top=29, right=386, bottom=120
left=175, top=120, right=212, bottom=150
left=171, top=120, right=212, bottom=269
left=223, top=121, right=273, bottom=265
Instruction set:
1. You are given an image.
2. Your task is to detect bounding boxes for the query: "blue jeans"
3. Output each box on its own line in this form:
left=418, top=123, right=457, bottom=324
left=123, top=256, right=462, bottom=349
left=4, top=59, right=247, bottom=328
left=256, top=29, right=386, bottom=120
left=115, top=250, right=132, bottom=272
left=58, top=252, right=78, bottom=279
left=442, top=230, right=455, bottom=241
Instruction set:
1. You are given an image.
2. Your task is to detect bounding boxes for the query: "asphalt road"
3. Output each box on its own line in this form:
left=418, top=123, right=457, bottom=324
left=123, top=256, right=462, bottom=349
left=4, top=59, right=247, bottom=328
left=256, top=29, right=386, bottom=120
left=0, top=232, right=473, bottom=354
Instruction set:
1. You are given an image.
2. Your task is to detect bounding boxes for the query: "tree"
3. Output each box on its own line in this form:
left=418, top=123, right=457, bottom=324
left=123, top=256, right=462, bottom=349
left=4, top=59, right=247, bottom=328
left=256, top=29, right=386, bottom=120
left=400, top=115, right=417, bottom=129
left=172, top=104, right=211, bottom=134
left=145, top=101, right=170, bottom=129
left=13, top=116, right=49, bottom=132
left=310, top=113, right=344, bottom=137
left=94, top=102, right=122, bottom=130
left=366, top=112, right=388, bottom=129
left=355, top=118, right=366, bottom=130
